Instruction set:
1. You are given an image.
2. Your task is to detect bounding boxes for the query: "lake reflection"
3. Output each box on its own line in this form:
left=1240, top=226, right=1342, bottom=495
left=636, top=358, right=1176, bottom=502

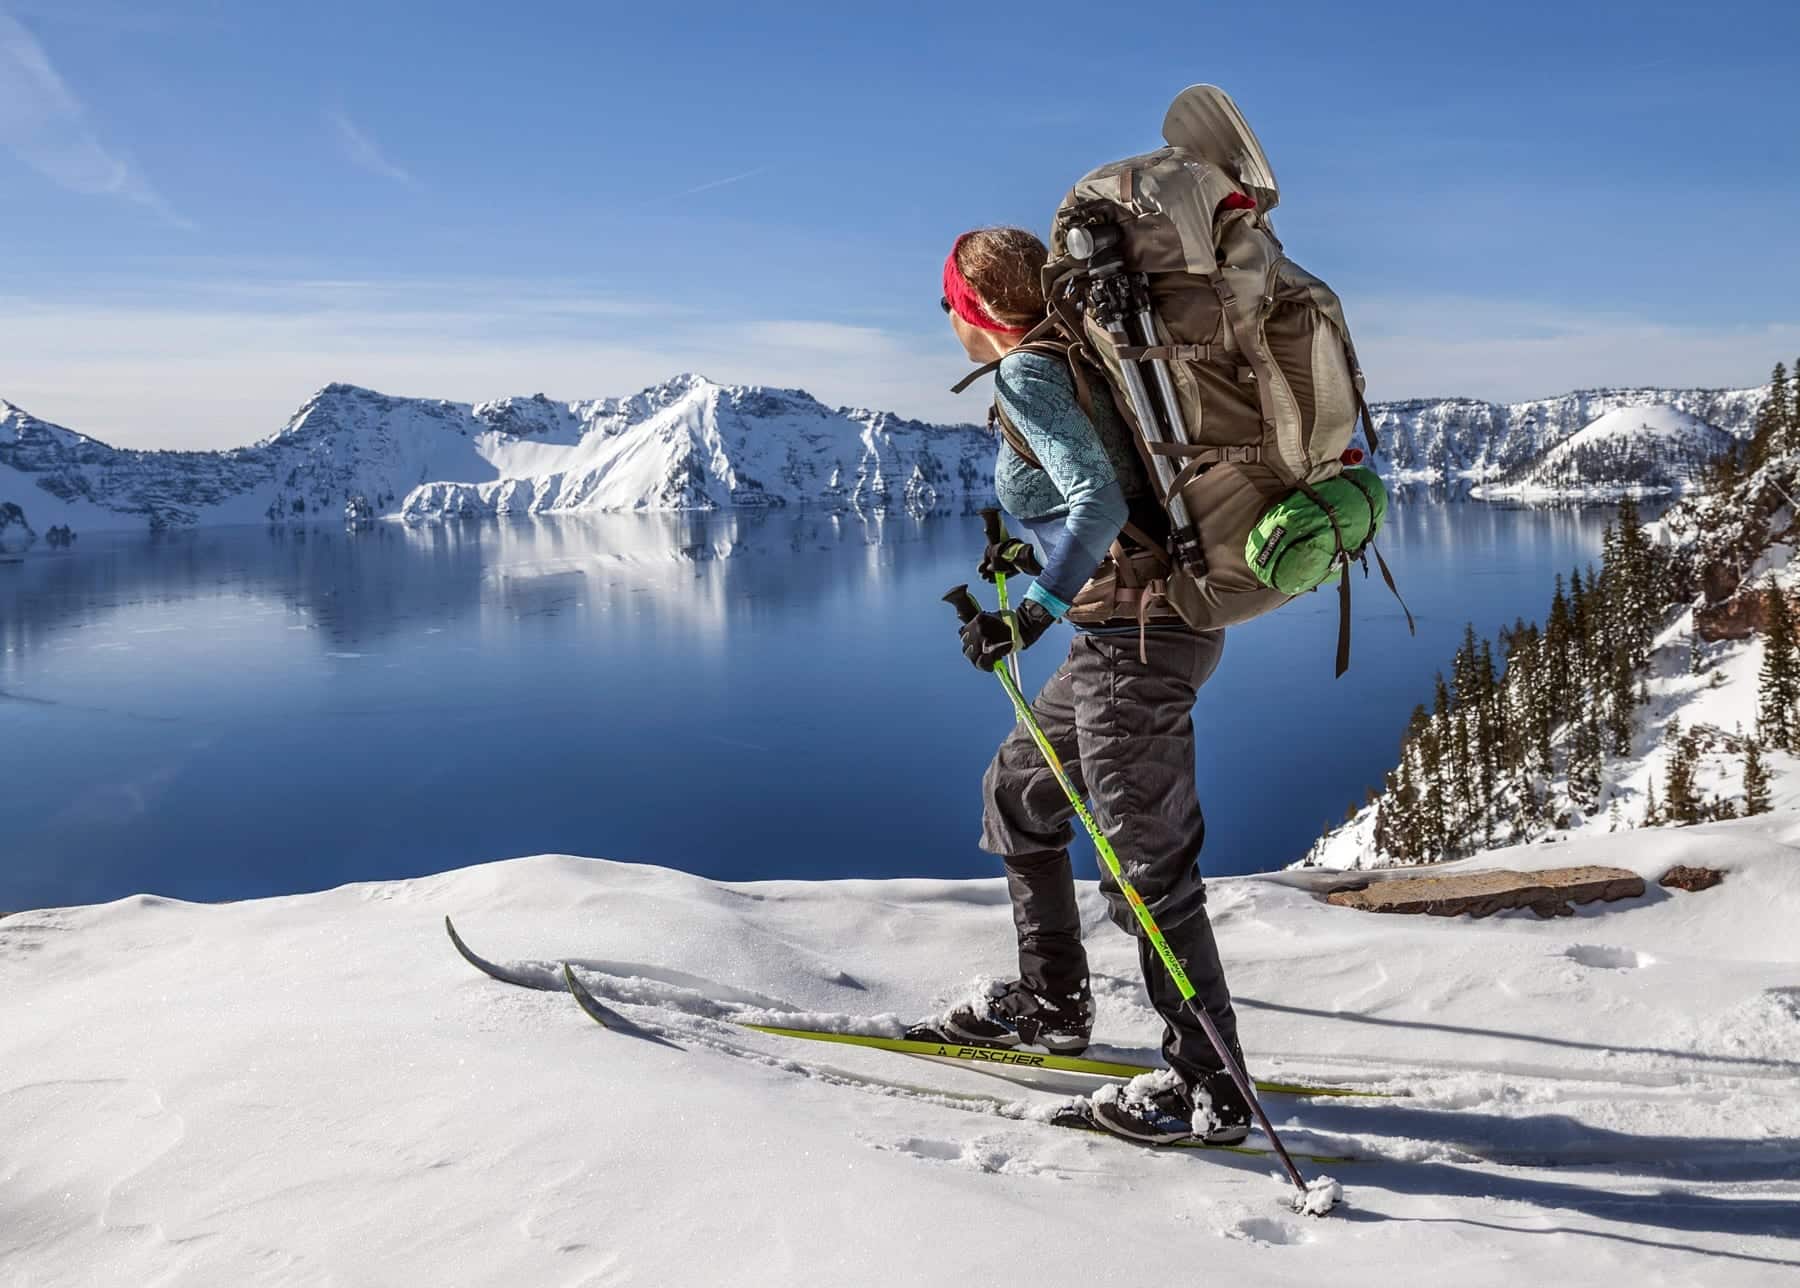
left=2, top=502, right=1624, bottom=910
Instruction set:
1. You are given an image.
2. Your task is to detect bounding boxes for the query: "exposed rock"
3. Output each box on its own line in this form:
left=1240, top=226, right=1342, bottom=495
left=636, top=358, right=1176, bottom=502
left=1700, top=561, right=1741, bottom=605
left=0, top=500, right=34, bottom=556
left=1695, top=588, right=1800, bottom=642
left=1658, top=865, right=1726, bottom=893
left=1326, top=865, right=1646, bottom=919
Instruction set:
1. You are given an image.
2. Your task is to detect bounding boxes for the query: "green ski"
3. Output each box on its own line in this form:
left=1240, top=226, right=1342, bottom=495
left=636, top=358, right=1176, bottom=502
left=738, top=1022, right=1379, bottom=1100
left=446, top=918, right=1379, bottom=1101
left=552, top=971, right=1357, bottom=1165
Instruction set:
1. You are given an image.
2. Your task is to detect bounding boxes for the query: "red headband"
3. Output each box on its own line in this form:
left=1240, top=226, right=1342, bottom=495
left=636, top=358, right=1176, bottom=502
left=943, top=234, right=1028, bottom=335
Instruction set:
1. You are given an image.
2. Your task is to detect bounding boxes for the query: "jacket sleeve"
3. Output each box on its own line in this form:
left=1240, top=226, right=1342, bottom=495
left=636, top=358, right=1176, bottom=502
left=993, top=352, right=1128, bottom=617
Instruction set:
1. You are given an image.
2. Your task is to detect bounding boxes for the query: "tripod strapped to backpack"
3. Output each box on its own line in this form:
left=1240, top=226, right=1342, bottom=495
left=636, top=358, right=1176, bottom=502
left=955, top=84, right=1412, bottom=674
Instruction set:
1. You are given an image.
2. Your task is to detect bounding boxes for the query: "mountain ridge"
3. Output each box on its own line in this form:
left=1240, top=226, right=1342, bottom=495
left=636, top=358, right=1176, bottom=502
left=0, top=375, right=1771, bottom=535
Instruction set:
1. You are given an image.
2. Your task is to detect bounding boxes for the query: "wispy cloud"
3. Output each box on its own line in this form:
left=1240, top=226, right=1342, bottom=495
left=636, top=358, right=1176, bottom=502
left=672, top=166, right=766, bottom=198
left=326, top=104, right=416, bottom=186
left=633, top=165, right=768, bottom=209
left=0, top=11, right=188, bottom=225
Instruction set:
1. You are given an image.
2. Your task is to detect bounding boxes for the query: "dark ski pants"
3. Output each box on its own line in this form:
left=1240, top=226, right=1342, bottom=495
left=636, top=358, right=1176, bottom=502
left=978, top=627, right=1241, bottom=1084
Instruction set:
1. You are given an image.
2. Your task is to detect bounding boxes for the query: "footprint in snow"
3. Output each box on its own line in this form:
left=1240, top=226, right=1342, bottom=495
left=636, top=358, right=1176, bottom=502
left=870, top=1134, right=1060, bottom=1178
left=1225, top=1216, right=1310, bottom=1247
left=1564, top=944, right=1656, bottom=970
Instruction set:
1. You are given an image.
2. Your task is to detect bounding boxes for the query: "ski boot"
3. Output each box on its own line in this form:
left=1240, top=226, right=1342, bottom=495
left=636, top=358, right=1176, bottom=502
left=905, top=979, right=1094, bottom=1054
left=1086, top=1063, right=1253, bottom=1146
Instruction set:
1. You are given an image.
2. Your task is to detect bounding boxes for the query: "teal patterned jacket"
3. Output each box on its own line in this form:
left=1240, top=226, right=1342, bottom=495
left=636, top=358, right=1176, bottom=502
left=992, top=349, right=1150, bottom=618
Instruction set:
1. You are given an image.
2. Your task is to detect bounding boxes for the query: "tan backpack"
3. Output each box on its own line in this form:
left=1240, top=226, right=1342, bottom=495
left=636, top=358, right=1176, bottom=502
left=957, top=85, right=1408, bottom=674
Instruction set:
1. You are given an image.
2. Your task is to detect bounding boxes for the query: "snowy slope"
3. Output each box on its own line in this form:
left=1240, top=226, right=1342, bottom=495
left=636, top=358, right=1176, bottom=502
left=3, top=829, right=1796, bottom=1284
left=0, top=379, right=997, bottom=534
left=1470, top=405, right=1737, bottom=501
left=1373, top=385, right=1763, bottom=484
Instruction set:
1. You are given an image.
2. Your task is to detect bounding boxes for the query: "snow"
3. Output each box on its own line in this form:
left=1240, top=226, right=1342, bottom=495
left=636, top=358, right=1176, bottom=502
left=1568, top=404, right=1723, bottom=446
left=5, top=820, right=1798, bottom=1283
left=1295, top=1175, right=1343, bottom=1216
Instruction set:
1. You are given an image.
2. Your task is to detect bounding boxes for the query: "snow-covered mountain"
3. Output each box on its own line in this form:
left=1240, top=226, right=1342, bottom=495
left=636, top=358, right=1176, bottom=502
left=0, top=376, right=998, bottom=534
left=0, top=377, right=1771, bottom=536
left=1373, top=385, right=1763, bottom=483
left=399, top=377, right=990, bottom=521
left=1470, top=405, right=1738, bottom=501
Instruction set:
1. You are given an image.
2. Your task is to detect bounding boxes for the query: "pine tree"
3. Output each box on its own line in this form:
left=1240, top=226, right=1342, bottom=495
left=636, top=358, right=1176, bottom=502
left=1475, top=636, right=1499, bottom=828
left=1568, top=710, right=1603, bottom=808
left=1500, top=626, right=1534, bottom=776
left=1545, top=576, right=1574, bottom=710
left=1570, top=566, right=1598, bottom=692
left=1757, top=577, right=1800, bottom=753
left=1611, top=495, right=1658, bottom=669
left=1753, top=362, right=1791, bottom=465
left=1643, top=780, right=1662, bottom=828
left=1743, top=737, right=1772, bottom=816
left=1663, top=718, right=1701, bottom=825
left=1705, top=440, right=1743, bottom=496
left=1605, top=648, right=1636, bottom=755
left=1792, top=356, right=1800, bottom=452
left=1421, top=755, right=1448, bottom=861
left=1374, top=766, right=1406, bottom=858
left=1449, top=708, right=1473, bottom=847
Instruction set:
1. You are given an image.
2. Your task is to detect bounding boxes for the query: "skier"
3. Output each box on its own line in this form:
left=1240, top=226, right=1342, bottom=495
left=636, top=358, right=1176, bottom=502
left=921, top=227, right=1252, bottom=1146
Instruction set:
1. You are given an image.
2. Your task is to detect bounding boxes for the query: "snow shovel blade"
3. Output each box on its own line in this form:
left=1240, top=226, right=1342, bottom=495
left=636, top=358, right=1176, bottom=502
left=1161, top=84, right=1280, bottom=209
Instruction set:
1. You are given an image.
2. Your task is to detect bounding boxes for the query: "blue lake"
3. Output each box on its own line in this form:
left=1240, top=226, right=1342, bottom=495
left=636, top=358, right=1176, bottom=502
left=1, top=500, right=1626, bottom=911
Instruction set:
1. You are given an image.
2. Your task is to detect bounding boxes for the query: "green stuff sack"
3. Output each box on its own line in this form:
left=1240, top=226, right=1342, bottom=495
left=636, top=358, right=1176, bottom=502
left=1245, top=467, right=1388, bottom=595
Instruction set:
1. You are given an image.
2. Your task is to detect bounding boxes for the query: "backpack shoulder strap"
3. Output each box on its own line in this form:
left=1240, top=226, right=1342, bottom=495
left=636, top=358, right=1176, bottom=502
left=983, top=334, right=1112, bottom=473
left=989, top=400, right=1045, bottom=472
left=949, top=315, right=1066, bottom=395
left=1356, top=390, right=1381, bottom=456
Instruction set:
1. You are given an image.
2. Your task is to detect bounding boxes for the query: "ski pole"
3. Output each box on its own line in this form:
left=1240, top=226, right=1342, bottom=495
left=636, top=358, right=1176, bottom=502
left=979, top=508, right=1025, bottom=697
left=944, top=582, right=1318, bottom=1207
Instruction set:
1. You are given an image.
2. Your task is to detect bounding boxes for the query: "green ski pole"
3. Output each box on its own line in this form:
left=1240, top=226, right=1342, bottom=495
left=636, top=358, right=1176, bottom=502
left=979, top=508, right=1025, bottom=698
left=943, top=582, right=1327, bottom=1213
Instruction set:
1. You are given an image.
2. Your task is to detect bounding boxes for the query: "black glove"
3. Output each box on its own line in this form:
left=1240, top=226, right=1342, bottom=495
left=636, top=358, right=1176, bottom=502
left=978, top=538, right=1043, bottom=583
left=959, top=598, right=1056, bottom=672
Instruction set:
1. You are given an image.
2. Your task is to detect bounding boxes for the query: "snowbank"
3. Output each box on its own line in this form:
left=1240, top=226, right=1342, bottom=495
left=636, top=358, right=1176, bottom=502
left=4, top=830, right=1797, bottom=1284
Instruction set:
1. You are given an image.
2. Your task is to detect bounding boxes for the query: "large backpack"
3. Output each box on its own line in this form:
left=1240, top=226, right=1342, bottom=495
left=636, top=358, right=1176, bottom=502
left=958, top=86, right=1408, bottom=674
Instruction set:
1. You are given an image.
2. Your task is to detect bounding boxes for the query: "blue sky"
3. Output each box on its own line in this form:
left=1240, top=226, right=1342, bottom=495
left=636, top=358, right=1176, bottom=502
left=2, top=0, right=1796, bottom=448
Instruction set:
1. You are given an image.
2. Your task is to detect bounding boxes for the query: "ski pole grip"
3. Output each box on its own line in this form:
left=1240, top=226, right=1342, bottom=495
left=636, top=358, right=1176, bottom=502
left=943, top=584, right=982, bottom=624
left=980, top=507, right=1007, bottom=546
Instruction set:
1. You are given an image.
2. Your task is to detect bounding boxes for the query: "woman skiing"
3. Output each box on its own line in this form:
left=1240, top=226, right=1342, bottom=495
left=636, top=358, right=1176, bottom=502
left=918, top=227, right=1251, bottom=1145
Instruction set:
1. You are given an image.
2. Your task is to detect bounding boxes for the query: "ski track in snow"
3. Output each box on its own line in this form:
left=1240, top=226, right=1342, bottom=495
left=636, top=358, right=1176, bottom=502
left=3, top=842, right=1798, bottom=1285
